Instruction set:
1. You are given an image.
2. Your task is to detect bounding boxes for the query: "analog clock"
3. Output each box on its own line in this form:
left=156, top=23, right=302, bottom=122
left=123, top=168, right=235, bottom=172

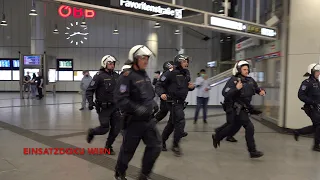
left=65, top=22, right=89, bottom=46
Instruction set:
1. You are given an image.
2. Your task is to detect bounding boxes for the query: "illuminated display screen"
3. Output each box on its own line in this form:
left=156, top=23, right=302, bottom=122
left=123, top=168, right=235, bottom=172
left=0, top=60, right=11, bottom=68
left=13, top=60, right=20, bottom=68
left=59, top=61, right=72, bottom=68
left=57, top=59, right=73, bottom=70
left=24, top=56, right=41, bottom=66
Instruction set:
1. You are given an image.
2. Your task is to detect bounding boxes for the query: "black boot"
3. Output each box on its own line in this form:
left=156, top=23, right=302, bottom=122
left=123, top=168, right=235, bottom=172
left=114, top=171, right=127, bottom=180
left=312, top=145, right=320, bottom=152
left=249, top=151, right=264, bottom=158
left=162, top=142, right=167, bottom=151
left=226, top=136, right=238, bottom=142
left=86, top=128, right=95, bottom=143
left=172, top=145, right=182, bottom=157
left=137, top=173, right=151, bottom=180
left=212, top=134, right=220, bottom=148
left=105, top=146, right=116, bottom=155
left=182, top=132, right=188, bottom=137
left=293, top=130, right=299, bottom=141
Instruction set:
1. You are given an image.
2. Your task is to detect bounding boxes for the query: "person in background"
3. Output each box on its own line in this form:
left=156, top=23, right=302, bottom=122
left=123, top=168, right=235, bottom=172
left=80, top=70, right=93, bottom=110
left=152, top=71, right=161, bottom=85
left=36, top=72, right=43, bottom=100
left=23, top=72, right=31, bottom=99
left=194, top=69, right=210, bottom=124
left=30, top=73, right=37, bottom=99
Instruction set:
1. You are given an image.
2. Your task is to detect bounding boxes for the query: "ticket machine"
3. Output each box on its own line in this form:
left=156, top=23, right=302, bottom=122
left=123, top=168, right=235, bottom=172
left=19, top=54, right=48, bottom=99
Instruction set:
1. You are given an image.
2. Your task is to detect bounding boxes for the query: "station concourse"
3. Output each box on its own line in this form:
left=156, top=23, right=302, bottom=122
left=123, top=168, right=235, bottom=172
left=1, top=0, right=320, bottom=179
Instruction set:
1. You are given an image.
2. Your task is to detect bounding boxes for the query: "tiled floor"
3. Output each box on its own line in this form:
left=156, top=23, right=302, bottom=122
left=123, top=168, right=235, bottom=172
left=0, top=93, right=319, bottom=180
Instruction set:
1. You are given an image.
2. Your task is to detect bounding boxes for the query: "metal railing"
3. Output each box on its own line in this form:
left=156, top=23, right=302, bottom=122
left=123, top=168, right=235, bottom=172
left=208, top=68, right=233, bottom=87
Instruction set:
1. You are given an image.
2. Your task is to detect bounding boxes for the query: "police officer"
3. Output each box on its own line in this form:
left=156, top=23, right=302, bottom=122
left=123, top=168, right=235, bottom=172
left=113, top=45, right=161, bottom=180
left=155, top=61, right=174, bottom=123
left=293, top=63, right=320, bottom=152
left=86, top=55, right=121, bottom=155
left=155, top=61, right=189, bottom=140
left=155, top=54, right=195, bottom=156
left=212, top=60, right=265, bottom=158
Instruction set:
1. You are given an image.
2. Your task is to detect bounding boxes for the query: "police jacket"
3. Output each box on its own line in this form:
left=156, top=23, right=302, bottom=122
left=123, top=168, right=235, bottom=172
left=155, top=67, right=194, bottom=101
left=113, top=68, right=155, bottom=114
left=86, top=70, right=119, bottom=104
left=222, top=75, right=262, bottom=106
left=298, top=75, right=320, bottom=105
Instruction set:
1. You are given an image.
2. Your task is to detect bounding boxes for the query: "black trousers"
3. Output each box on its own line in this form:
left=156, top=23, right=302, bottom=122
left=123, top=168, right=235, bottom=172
left=155, top=100, right=169, bottom=122
left=215, top=110, right=256, bottom=152
left=162, top=103, right=185, bottom=146
left=37, top=87, right=43, bottom=98
left=297, top=109, right=320, bottom=146
left=115, top=119, right=162, bottom=176
left=92, top=106, right=121, bottom=148
left=215, top=110, right=241, bottom=138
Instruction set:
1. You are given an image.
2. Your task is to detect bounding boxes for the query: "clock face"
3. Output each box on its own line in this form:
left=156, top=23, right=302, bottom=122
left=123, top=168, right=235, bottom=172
left=65, top=22, right=89, bottom=46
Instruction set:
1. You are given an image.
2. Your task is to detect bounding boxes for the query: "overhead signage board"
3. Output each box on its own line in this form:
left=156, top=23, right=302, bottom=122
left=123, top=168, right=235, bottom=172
left=235, top=38, right=259, bottom=51
left=54, top=0, right=277, bottom=40
left=208, top=16, right=277, bottom=38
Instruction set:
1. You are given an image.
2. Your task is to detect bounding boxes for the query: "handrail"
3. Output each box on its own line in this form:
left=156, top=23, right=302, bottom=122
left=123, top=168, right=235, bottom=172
left=210, top=77, right=230, bottom=87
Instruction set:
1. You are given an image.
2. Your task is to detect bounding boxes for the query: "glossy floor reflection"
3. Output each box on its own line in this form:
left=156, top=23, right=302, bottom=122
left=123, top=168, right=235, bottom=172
left=0, top=93, right=319, bottom=180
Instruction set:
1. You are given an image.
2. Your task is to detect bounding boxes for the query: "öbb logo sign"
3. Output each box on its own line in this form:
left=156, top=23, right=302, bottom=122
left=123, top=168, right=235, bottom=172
left=58, top=5, right=96, bottom=18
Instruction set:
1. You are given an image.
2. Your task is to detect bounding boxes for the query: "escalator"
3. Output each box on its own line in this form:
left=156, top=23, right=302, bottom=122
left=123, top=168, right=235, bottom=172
left=208, top=68, right=233, bottom=87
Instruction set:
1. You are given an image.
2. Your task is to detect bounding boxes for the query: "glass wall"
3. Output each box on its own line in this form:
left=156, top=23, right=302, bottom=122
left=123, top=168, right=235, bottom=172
left=252, top=57, right=281, bottom=122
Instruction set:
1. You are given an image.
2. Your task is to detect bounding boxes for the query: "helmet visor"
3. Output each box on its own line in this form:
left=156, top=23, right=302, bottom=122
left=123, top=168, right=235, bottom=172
left=313, top=64, right=320, bottom=71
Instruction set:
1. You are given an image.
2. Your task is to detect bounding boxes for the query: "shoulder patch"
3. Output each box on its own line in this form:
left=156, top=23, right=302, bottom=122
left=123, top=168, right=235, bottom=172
left=301, top=85, right=307, bottom=91
left=90, top=81, right=95, bottom=86
left=225, top=87, right=230, bottom=92
left=160, top=76, right=166, bottom=81
left=96, top=72, right=100, bottom=75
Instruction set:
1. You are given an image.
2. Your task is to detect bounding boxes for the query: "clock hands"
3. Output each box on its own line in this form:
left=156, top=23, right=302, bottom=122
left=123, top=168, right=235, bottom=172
left=68, top=32, right=89, bottom=37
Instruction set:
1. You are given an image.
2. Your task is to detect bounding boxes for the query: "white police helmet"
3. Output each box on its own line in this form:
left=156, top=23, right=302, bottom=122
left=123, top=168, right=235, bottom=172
left=101, top=55, right=117, bottom=68
left=307, top=63, right=320, bottom=74
left=121, top=64, right=131, bottom=71
left=233, top=60, right=250, bottom=75
left=127, top=45, right=153, bottom=63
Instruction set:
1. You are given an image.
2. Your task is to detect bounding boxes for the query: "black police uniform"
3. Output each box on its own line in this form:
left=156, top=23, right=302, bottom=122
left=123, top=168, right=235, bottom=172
left=86, top=70, right=121, bottom=151
left=212, top=74, right=264, bottom=157
left=114, top=68, right=161, bottom=178
left=155, top=66, right=194, bottom=154
left=295, top=75, right=320, bottom=151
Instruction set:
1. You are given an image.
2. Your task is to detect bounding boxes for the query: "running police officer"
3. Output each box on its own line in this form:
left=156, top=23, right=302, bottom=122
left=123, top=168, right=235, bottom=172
left=293, top=63, right=320, bottom=152
left=212, top=60, right=265, bottom=158
left=155, top=61, right=174, bottom=123
left=86, top=55, right=120, bottom=155
left=113, top=45, right=161, bottom=180
left=155, top=54, right=195, bottom=156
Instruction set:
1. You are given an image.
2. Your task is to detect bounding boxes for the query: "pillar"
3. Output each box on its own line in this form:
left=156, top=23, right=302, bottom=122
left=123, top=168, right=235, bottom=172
left=174, top=0, right=183, bottom=54
left=256, top=0, right=260, bottom=23
left=144, top=21, right=158, bottom=79
left=280, top=0, right=320, bottom=129
left=31, top=1, right=45, bottom=55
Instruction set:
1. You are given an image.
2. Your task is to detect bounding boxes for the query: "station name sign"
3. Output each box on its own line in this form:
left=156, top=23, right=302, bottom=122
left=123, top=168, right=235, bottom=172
left=119, top=0, right=183, bottom=19
left=209, top=16, right=277, bottom=38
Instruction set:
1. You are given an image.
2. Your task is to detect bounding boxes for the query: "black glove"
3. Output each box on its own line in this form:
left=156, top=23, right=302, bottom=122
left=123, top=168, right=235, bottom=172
left=88, top=102, right=95, bottom=110
left=135, top=105, right=153, bottom=116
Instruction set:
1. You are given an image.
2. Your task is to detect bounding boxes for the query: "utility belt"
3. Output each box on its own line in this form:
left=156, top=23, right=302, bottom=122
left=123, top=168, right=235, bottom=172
left=95, top=100, right=114, bottom=113
left=302, top=104, right=320, bottom=116
left=121, top=113, right=153, bottom=129
left=166, top=99, right=185, bottom=104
